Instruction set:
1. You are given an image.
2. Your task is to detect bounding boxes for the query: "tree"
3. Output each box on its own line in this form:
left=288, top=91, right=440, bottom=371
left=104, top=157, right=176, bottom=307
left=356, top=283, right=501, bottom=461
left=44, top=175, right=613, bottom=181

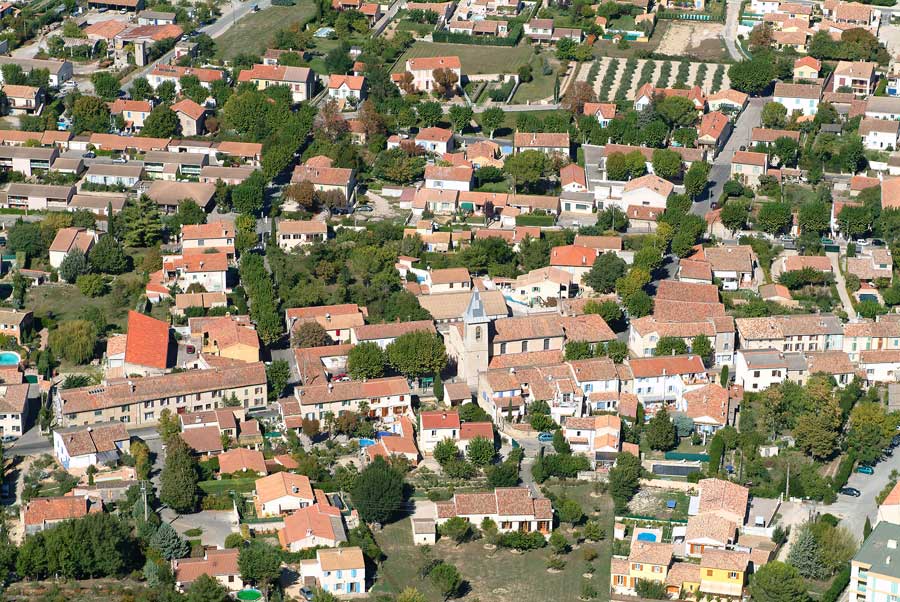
left=761, top=101, right=787, bottom=128
left=159, top=436, right=199, bottom=514
left=646, top=407, right=677, bottom=451
left=418, top=101, right=443, bottom=127
left=656, top=95, right=698, bottom=127
left=141, top=105, right=181, bottom=138
left=838, top=204, right=871, bottom=239
left=91, top=72, right=121, bottom=100
left=798, top=201, right=831, bottom=235
left=818, top=524, right=858, bottom=575
left=720, top=200, right=750, bottom=233
left=625, top=290, right=653, bottom=318
left=397, top=587, right=427, bottom=602
left=72, top=95, right=111, bottom=134
left=683, top=161, right=710, bottom=199
left=157, top=408, right=182, bottom=443
left=432, top=68, right=459, bottom=99
left=121, top=195, right=163, bottom=247
left=448, top=105, right=473, bottom=133
left=351, top=456, right=404, bottom=524
left=690, top=334, right=713, bottom=362
left=89, top=234, right=129, bottom=274
left=749, top=21, right=774, bottom=50
left=635, top=580, right=668, bottom=600
left=608, top=452, right=641, bottom=512
left=673, top=414, right=694, bottom=438
left=848, top=401, right=899, bottom=464
left=728, top=56, right=775, bottom=95
left=440, top=516, right=472, bottom=544
left=324, top=42, right=353, bottom=74
left=238, top=541, right=282, bottom=593
left=348, top=341, right=386, bottom=380
left=150, top=522, right=190, bottom=560
left=584, top=252, right=626, bottom=293
left=749, top=562, right=810, bottom=602
left=185, top=574, right=230, bottom=602
left=556, top=497, right=584, bottom=524
left=266, top=360, right=291, bottom=401
left=787, top=522, right=828, bottom=580
left=481, top=107, right=505, bottom=138
left=373, top=148, right=426, bottom=184
left=59, top=248, right=88, bottom=283
left=7, top=220, right=45, bottom=258
left=292, top=321, right=332, bottom=348
left=430, top=562, right=463, bottom=600
left=654, top=337, right=687, bottom=356
left=434, top=438, right=459, bottom=465
left=49, top=320, right=97, bottom=364
left=487, top=460, right=519, bottom=487
left=466, top=436, right=495, bottom=467
left=651, top=148, right=682, bottom=181
left=386, top=331, right=447, bottom=378
left=756, top=201, right=792, bottom=235
left=131, top=76, right=153, bottom=101
left=772, top=136, right=800, bottom=168
left=504, top=150, right=548, bottom=191
left=562, top=81, right=596, bottom=115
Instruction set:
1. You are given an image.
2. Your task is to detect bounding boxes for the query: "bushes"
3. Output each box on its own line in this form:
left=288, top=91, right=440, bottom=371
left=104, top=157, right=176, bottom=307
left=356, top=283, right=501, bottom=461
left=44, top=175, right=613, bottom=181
left=674, top=59, right=690, bottom=88
left=711, top=65, right=725, bottom=93
left=587, top=61, right=601, bottom=86
left=778, top=267, right=835, bottom=289
left=656, top=61, right=672, bottom=87
left=488, top=79, right=516, bottom=102
left=822, top=564, right=851, bottom=602
left=599, top=59, right=619, bottom=101
left=637, top=59, right=656, bottom=88
left=615, top=57, right=638, bottom=101
left=498, top=530, right=547, bottom=550
left=694, top=63, right=708, bottom=87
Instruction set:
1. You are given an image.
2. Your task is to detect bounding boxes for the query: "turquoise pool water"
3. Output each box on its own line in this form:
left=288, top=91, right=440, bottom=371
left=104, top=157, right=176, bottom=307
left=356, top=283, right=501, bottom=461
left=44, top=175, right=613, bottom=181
left=358, top=438, right=376, bottom=447
left=0, top=352, right=20, bottom=366
left=636, top=532, right=658, bottom=542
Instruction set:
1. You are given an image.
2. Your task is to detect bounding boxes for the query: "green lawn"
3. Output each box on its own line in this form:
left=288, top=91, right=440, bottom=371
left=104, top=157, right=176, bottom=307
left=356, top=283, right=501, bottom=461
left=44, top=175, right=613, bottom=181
left=374, top=482, right=613, bottom=602
left=512, top=53, right=563, bottom=103
left=392, top=41, right=534, bottom=75
left=25, top=277, right=141, bottom=332
left=199, top=477, right=258, bottom=494
left=214, top=0, right=319, bottom=60
left=394, top=14, right=435, bottom=36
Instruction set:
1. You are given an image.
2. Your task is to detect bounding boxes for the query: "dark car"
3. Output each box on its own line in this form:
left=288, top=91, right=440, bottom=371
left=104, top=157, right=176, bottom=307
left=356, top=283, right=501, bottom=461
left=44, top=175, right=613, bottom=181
left=330, top=206, right=353, bottom=215
left=299, top=587, right=314, bottom=601
left=356, top=204, right=374, bottom=212
left=840, top=487, right=861, bottom=497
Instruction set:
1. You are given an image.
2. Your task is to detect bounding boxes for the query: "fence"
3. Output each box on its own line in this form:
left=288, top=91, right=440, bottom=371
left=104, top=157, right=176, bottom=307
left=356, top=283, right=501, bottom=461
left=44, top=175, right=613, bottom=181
left=431, top=24, right=523, bottom=46
left=657, top=10, right=725, bottom=21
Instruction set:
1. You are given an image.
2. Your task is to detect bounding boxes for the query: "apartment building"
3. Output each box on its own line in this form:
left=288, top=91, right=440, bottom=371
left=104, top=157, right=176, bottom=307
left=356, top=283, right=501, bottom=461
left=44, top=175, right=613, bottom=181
left=282, top=376, right=412, bottom=422
left=629, top=355, right=708, bottom=414
left=850, top=521, right=900, bottom=602
left=54, top=361, right=267, bottom=427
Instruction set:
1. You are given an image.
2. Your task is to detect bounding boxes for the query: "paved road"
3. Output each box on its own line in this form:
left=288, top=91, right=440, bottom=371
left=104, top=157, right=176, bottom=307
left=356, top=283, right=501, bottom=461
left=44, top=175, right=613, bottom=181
left=827, top=449, right=900, bottom=541
left=695, top=96, right=767, bottom=217
left=827, top=251, right=856, bottom=316
left=722, top=0, right=745, bottom=62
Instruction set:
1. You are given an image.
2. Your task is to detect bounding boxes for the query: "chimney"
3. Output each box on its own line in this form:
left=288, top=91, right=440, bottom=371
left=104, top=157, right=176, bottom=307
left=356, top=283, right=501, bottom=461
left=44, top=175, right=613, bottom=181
left=292, top=485, right=299, bottom=494
left=199, top=261, right=204, bottom=269
left=328, top=383, right=333, bottom=392
left=890, top=540, right=898, bottom=550
left=325, top=313, right=331, bottom=322
left=128, top=380, right=135, bottom=393
left=306, top=528, right=313, bottom=537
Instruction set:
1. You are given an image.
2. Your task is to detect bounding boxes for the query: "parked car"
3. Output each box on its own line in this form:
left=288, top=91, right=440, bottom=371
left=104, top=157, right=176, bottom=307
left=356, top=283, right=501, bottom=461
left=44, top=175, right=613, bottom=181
left=186, top=345, right=196, bottom=354
left=299, top=587, right=314, bottom=601
left=858, top=465, right=875, bottom=475
left=840, top=487, right=861, bottom=497
left=0, top=436, right=15, bottom=444
left=356, top=204, right=374, bottom=212
left=537, top=432, right=554, bottom=443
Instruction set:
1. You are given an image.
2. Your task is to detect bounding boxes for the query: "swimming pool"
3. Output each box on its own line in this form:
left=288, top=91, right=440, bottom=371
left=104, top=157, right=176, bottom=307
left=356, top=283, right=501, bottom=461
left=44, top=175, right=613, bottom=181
left=236, top=589, right=262, bottom=601
left=636, top=532, right=658, bottom=542
left=0, top=352, right=20, bottom=366
left=358, top=438, right=376, bottom=447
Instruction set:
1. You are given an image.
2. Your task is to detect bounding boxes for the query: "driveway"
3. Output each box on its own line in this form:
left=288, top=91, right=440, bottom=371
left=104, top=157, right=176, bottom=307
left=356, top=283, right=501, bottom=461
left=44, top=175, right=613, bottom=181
left=164, top=509, right=238, bottom=548
left=695, top=97, right=767, bottom=216
left=722, top=0, right=745, bottom=61
left=827, top=252, right=856, bottom=315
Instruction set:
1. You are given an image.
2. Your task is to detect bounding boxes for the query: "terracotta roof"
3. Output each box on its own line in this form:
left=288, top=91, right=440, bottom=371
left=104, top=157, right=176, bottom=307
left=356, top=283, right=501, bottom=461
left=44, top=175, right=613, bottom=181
left=328, top=74, right=365, bottom=91
left=56, top=422, right=129, bottom=457
left=701, top=549, right=751, bottom=572
left=759, top=283, right=792, bottom=300
left=416, top=127, right=453, bottom=142
left=180, top=425, right=224, bottom=453
left=163, top=252, right=228, bottom=273
left=49, top=227, right=94, bottom=254
left=292, top=161, right=353, bottom=187
left=438, top=487, right=552, bottom=519
left=657, top=280, right=720, bottom=304
left=174, top=549, right=239, bottom=584
left=774, top=82, right=822, bottom=99
left=255, top=472, right=314, bottom=504
left=703, top=245, right=755, bottom=273
left=170, top=98, right=206, bottom=121
left=407, top=56, right=461, bottom=71
left=623, top=173, right=674, bottom=197
left=488, top=350, right=563, bottom=369
left=698, top=478, right=749, bottom=521
left=425, top=164, right=472, bottom=183
left=354, top=320, right=435, bottom=342
left=678, top=259, right=713, bottom=281
left=317, top=546, right=365, bottom=571
left=421, top=410, right=461, bottom=430
left=560, top=163, right=586, bottom=188
left=666, top=561, right=702, bottom=587
left=583, top=102, right=617, bottom=119
left=217, top=141, right=263, bottom=158
left=707, top=88, right=748, bottom=105
left=573, top=235, right=622, bottom=250
left=686, top=512, right=737, bottom=545
left=882, top=481, right=900, bottom=506
left=751, top=128, right=800, bottom=143
left=514, top=132, right=570, bottom=149
left=124, top=310, right=170, bottom=369
left=83, top=19, right=129, bottom=39
left=629, top=541, right=673, bottom=566
left=784, top=255, right=832, bottom=272
left=459, top=421, right=492, bottom=440
left=108, top=99, right=152, bottom=114
left=629, top=355, right=705, bottom=378
left=23, top=495, right=97, bottom=526
left=175, top=292, right=228, bottom=310
left=733, top=150, right=767, bottom=167
left=806, top=350, right=855, bottom=375
left=280, top=503, right=344, bottom=545
left=861, top=350, right=900, bottom=364
left=550, top=244, right=598, bottom=267
left=237, top=63, right=313, bottom=84
left=699, top=111, right=730, bottom=140
left=683, top=384, right=729, bottom=426
left=218, top=447, right=266, bottom=474
left=295, top=376, right=411, bottom=406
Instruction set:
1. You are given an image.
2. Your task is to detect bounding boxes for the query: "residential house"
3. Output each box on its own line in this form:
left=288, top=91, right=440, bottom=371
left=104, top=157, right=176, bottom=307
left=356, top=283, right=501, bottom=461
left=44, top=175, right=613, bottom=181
left=685, top=478, right=749, bottom=556
left=199, top=165, right=255, bottom=186
left=549, top=245, right=599, bottom=286
left=832, top=60, right=877, bottom=96
left=560, top=163, right=587, bottom=193
left=148, top=65, right=224, bottom=92
left=291, top=156, right=356, bottom=205
left=503, top=266, right=574, bottom=306
left=682, top=384, right=733, bottom=436
left=402, top=56, right=462, bottom=93
left=109, top=99, right=152, bottom=131
left=49, top=227, right=97, bottom=270
left=860, top=350, right=900, bottom=383
left=693, top=245, right=757, bottom=291
left=634, top=84, right=705, bottom=113
left=425, top=164, right=472, bottom=192
left=254, top=472, right=315, bottom=516
left=772, top=82, right=822, bottom=115
left=173, top=292, right=228, bottom=316
left=299, top=547, right=367, bottom=596
left=822, top=0, right=879, bottom=32
left=173, top=549, right=243, bottom=593
left=697, top=111, right=732, bottom=155
left=237, top=64, right=317, bottom=103
left=216, top=141, right=263, bottom=166
left=793, top=56, right=821, bottom=80
left=23, top=495, right=100, bottom=535
left=0, top=383, right=30, bottom=440
left=366, top=414, right=420, bottom=465
left=611, top=542, right=674, bottom=594
left=860, top=118, right=899, bottom=150
left=629, top=355, right=708, bottom=414
left=412, top=188, right=458, bottom=214
left=426, top=267, right=471, bottom=294
left=582, top=102, right=617, bottom=126
left=730, top=151, right=768, bottom=187
left=84, top=163, right=143, bottom=188
left=104, top=311, right=174, bottom=377
left=181, top=222, right=235, bottom=258
left=217, top=447, right=266, bottom=475
left=158, top=252, right=228, bottom=293
left=277, top=220, right=328, bottom=251
left=327, top=75, right=366, bottom=103
left=170, top=98, right=206, bottom=136
left=513, top=132, right=570, bottom=156
left=52, top=421, right=130, bottom=470
left=285, top=376, right=413, bottom=422
left=352, top=321, right=436, bottom=348
left=146, top=180, right=216, bottom=213
left=0, top=57, right=73, bottom=87
left=2, top=84, right=44, bottom=115
left=0, top=309, right=31, bottom=344
left=850, top=521, right=900, bottom=602
left=435, top=487, right=553, bottom=535
left=562, top=414, right=623, bottom=467
left=285, top=303, right=367, bottom=345
left=847, top=248, right=893, bottom=284
left=706, top=89, right=748, bottom=113
left=188, top=315, right=260, bottom=363
left=278, top=502, right=347, bottom=551
left=1, top=183, right=74, bottom=211
left=416, top=127, right=455, bottom=154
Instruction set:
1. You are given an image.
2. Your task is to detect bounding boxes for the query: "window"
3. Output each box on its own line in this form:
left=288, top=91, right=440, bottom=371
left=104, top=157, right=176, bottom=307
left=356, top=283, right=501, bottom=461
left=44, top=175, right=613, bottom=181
left=500, top=343, right=506, bottom=354
left=729, top=571, right=738, bottom=579
left=522, top=340, right=528, bottom=352
left=707, top=570, right=713, bottom=577
left=633, top=564, right=642, bottom=571
left=475, top=326, right=482, bottom=341
left=753, top=371, right=760, bottom=377
left=543, top=338, right=550, bottom=350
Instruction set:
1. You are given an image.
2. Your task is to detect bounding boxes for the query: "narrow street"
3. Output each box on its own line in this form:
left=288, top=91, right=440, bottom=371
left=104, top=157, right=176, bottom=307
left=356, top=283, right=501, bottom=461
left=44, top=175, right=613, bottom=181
left=722, top=0, right=745, bottom=62
left=827, top=251, right=856, bottom=316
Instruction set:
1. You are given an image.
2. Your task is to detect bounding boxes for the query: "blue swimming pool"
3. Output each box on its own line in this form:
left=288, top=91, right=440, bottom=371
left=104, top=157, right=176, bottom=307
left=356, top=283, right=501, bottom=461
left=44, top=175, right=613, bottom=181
left=0, top=352, right=20, bottom=366
left=636, top=532, right=658, bottom=542
left=358, top=438, right=376, bottom=447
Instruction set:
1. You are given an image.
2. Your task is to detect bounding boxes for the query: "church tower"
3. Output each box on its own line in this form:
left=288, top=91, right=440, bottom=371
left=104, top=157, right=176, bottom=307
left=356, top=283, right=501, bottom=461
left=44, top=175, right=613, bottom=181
left=460, top=289, right=490, bottom=386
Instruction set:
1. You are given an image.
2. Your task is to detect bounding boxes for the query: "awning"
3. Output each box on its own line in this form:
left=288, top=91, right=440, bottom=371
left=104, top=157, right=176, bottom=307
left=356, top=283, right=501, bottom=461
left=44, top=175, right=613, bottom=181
left=460, top=202, right=474, bottom=210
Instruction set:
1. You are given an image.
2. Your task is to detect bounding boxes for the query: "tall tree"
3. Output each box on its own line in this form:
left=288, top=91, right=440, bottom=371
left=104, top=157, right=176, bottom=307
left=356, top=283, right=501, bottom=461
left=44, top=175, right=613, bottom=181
left=645, top=407, right=677, bottom=451
left=749, top=562, right=810, bottom=602
left=121, top=195, right=163, bottom=247
left=159, top=436, right=199, bottom=514
left=348, top=342, right=386, bottom=380
left=480, top=107, right=505, bottom=138
left=238, top=541, right=282, bottom=594
left=150, top=522, right=190, bottom=560
left=386, top=331, right=447, bottom=378
left=89, top=234, right=129, bottom=274
left=350, top=456, right=404, bottom=524
left=787, top=523, right=828, bottom=580
left=141, top=105, right=181, bottom=138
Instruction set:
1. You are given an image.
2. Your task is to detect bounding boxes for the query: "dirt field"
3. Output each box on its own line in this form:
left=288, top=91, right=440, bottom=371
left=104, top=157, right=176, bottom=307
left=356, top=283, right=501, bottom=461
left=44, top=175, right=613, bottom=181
left=656, top=21, right=727, bottom=59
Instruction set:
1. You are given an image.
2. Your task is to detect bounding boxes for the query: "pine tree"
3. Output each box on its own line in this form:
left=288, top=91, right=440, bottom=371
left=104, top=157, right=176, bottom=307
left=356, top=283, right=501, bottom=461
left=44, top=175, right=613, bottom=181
left=865, top=516, right=873, bottom=539
left=787, top=522, right=827, bottom=580
left=121, top=195, right=163, bottom=247
left=150, top=521, right=190, bottom=560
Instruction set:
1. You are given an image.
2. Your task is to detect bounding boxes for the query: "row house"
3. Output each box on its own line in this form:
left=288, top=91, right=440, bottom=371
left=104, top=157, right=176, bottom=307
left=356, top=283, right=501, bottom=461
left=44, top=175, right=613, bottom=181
left=84, top=163, right=143, bottom=188
left=860, top=350, right=900, bottom=383
left=291, top=156, right=356, bottom=205
left=352, top=319, right=436, bottom=348
left=285, top=303, right=367, bottom=344
left=832, top=60, right=878, bottom=97
left=199, top=165, right=255, bottom=186
left=513, top=132, right=570, bottom=157
left=772, top=81, right=822, bottom=116
left=54, top=360, right=267, bottom=427
left=277, top=219, right=327, bottom=251
left=628, top=313, right=735, bottom=366
left=629, top=355, right=708, bottom=415
left=0, top=146, right=57, bottom=177
left=52, top=421, right=130, bottom=471
left=425, top=164, right=473, bottom=192
left=843, top=316, right=900, bottom=362
left=291, top=344, right=351, bottom=386
left=143, top=151, right=208, bottom=180
left=734, top=348, right=856, bottom=391
left=735, top=314, right=844, bottom=352
left=1, top=183, right=74, bottom=211
left=435, top=487, right=553, bottom=536
left=284, top=376, right=413, bottom=423
left=158, top=252, right=229, bottom=293
left=417, top=410, right=493, bottom=455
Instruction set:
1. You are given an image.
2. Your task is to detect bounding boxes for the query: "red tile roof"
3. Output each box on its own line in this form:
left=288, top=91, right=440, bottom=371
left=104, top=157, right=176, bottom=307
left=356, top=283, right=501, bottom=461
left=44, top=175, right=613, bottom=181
left=124, top=310, right=170, bottom=369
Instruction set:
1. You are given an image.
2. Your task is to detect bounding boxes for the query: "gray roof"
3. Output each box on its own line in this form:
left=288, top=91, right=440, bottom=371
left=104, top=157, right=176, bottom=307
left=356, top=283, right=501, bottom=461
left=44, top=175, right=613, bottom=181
left=739, top=349, right=788, bottom=369
left=7, top=183, right=73, bottom=198
left=463, top=288, right=489, bottom=324
left=866, top=96, right=900, bottom=115
left=854, top=522, right=900, bottom=576
left=0, top=146, right=57, bottom=160
left=143, top=150, right=208, bottom=166
left=139, top=9, right=176, bottom=19
left=560, top=191, right=595, bottom=202
left=0, top=56, right=70, bottom=76
left=86, top=163, right=144, bottom=178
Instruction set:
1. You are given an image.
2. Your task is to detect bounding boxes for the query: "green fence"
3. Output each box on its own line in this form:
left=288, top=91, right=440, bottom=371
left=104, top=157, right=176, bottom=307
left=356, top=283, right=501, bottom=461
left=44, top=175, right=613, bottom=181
left=657, top=10, right=724, bottom=21
left=664, top=451, right=710, bottom=462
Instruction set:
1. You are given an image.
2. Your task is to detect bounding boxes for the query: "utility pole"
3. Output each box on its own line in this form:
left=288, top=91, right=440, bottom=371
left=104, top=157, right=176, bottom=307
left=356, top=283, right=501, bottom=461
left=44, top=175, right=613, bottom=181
left=785, top=462, right=790, bottom=500
left=140, top=479, right=148, bottom=521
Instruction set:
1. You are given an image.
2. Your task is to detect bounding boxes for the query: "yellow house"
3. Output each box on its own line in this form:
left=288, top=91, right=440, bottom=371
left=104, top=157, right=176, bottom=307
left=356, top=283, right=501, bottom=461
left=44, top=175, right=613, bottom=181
left=793, top=56, right=821, bottom=81
left=611, top=542, right=673, bottom=592
left=666, top=562, right=701, bottom=598
left=698, top=549, right=750, bottom=598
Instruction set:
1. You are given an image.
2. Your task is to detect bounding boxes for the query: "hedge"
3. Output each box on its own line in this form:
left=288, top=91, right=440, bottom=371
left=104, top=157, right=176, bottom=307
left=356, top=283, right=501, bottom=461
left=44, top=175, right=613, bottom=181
left=432, top=24, right=523, bottom=46
left=822, top=565, right=851, bottom=602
